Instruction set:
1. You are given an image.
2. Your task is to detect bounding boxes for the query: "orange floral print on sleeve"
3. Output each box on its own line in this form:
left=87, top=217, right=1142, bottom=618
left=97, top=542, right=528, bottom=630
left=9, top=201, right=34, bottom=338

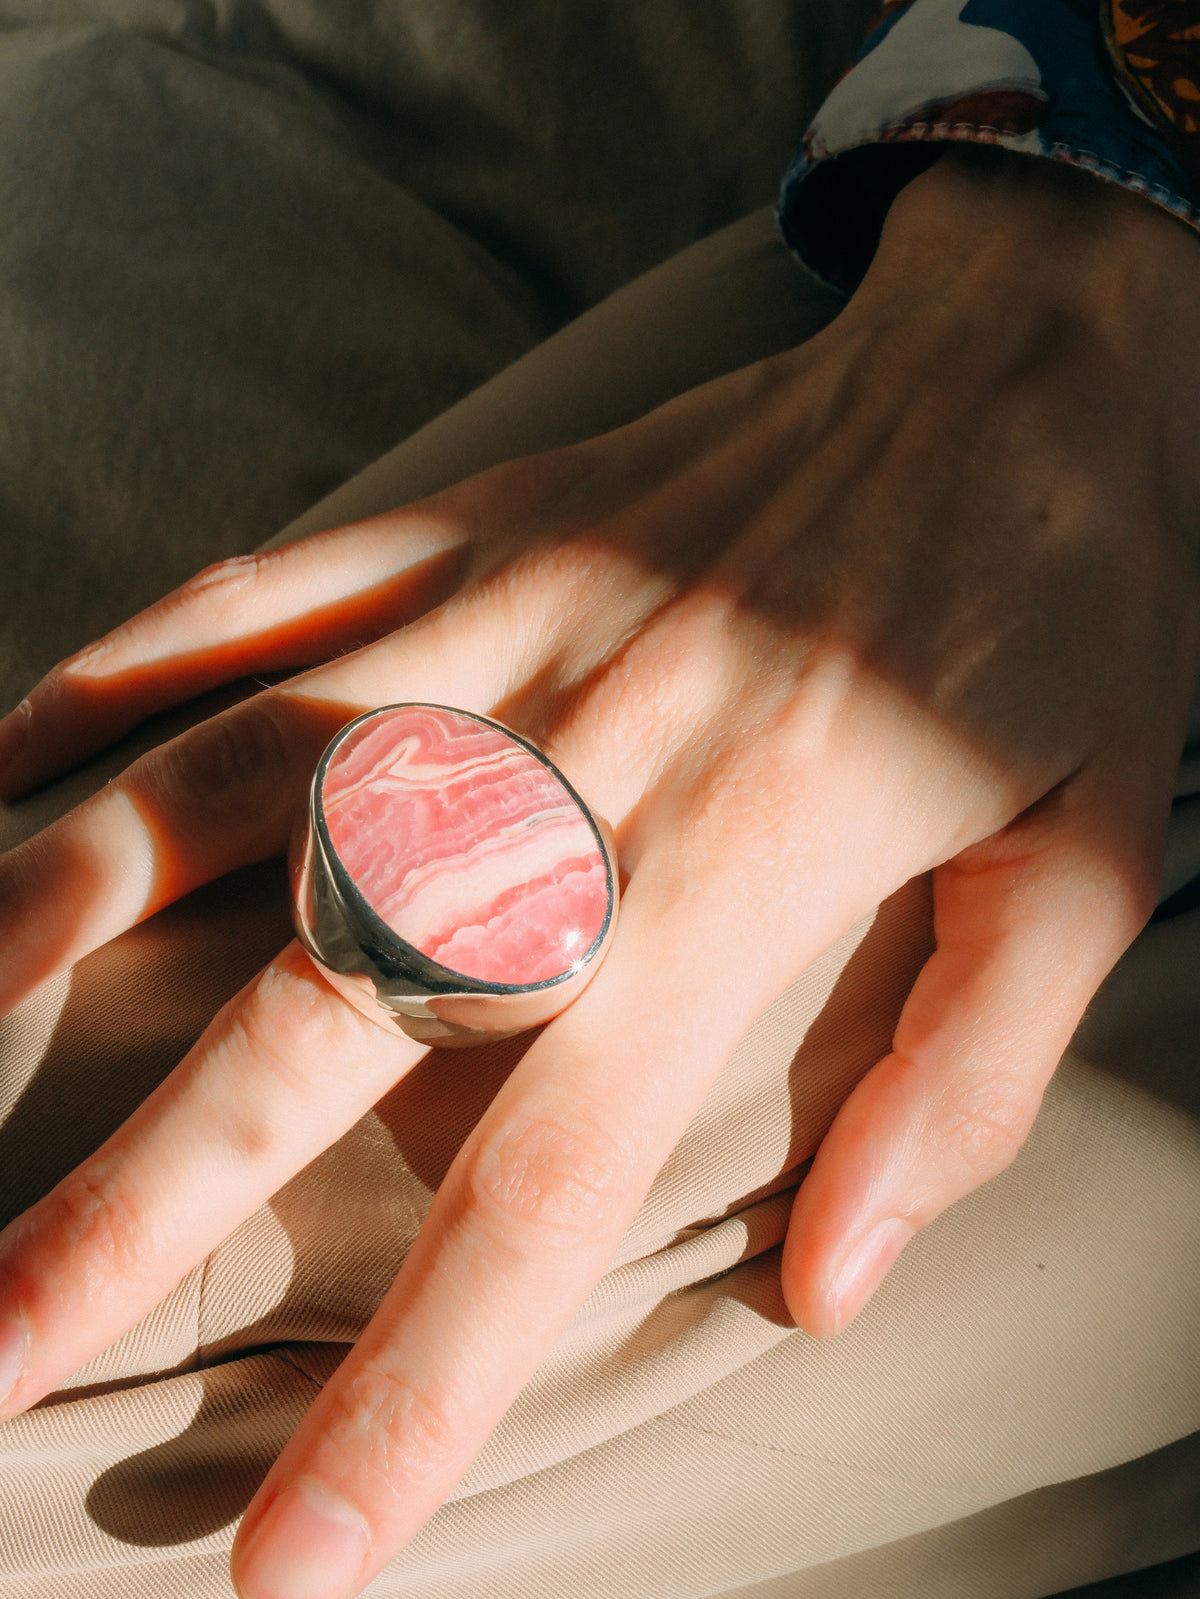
left=1104, top=0, right=1200, bottom=175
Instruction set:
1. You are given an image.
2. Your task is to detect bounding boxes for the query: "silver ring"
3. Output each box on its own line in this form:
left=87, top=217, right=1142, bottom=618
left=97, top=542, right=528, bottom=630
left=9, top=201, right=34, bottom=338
left=290, top=704, right=619, bottom=1045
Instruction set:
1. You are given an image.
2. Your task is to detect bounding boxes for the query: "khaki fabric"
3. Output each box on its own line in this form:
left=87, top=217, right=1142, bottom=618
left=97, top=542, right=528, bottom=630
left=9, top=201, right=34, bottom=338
left=0, top=5, right=1198, bottom=1597
left=0, top=0, right=868, bottom=689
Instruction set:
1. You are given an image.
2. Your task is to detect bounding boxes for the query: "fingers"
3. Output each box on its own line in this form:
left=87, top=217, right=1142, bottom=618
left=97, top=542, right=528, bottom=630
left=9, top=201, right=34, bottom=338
left=0, top=526, right=709, bottom=1022
left=0, top=691, right=354, bottom=1014
left=228, top=863, right=773, bottom=1599
left=0, top=425, right=672, bottom=805
left=0, top=513, right=469, bottom=801
left=0, top=571, right=571, bottom=1018
left=0, top=667, right=808, bottom=1576
left=223, top=697, right=932, bottom=1599
left=0, top=943, right=427, bottom=1418
left=781, top=775, right=1161, bottom=1338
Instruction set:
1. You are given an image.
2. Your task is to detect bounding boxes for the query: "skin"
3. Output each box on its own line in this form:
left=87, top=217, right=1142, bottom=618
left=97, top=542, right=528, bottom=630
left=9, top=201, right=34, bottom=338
left=0, top=147, right=1197, bottom=1599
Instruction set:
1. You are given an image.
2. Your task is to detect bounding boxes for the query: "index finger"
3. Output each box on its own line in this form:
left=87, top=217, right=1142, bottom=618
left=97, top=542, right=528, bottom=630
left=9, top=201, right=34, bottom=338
left=0, top=513, right=469, bottom=802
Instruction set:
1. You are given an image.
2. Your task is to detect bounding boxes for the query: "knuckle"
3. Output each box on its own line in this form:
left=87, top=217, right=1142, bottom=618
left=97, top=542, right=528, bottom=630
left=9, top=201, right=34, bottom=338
left=935, top=1091, right=1032, bottom=1184
left=248, top=955, right=345, bottom=1043
left=1101, top=861, right=1159, bottom=943
left=175, top=552, right=279, bottom=610
left=139, top=698, right=292, bottom=823
left=662, top=734, right=782, bottom=878
left=60, top=556, right=281, bottom=680
left=323, top=1364, right=462, bottom=1491
left=465, top=1109, right=630, bottom=1240
left=247, top=961, right=352, bottom=1062
left=59, top=629, right=138, bottom=682
left=44, top=1163, right=144, bottom=1280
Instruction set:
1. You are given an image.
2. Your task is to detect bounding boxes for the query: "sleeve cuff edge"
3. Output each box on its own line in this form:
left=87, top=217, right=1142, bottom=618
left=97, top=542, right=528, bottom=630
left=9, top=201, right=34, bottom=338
left=778, top=130, right=1200, bottom=294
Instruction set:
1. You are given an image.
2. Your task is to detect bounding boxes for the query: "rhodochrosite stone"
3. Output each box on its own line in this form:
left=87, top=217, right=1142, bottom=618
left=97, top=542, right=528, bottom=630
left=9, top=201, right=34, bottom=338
left=321, top=706, right=608, bottom=985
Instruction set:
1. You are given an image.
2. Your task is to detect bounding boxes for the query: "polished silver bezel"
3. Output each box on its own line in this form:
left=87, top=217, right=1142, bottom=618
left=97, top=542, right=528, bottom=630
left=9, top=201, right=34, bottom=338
left=291, top=704, right=618, bottom=1044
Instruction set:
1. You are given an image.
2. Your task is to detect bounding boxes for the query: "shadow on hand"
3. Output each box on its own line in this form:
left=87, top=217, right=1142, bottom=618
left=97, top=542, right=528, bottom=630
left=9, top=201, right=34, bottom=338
left=0, top=859, right=294, bottom=1228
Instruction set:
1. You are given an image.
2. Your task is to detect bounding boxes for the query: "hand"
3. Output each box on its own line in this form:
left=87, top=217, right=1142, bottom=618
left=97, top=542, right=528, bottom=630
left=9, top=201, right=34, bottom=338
left=0, top=148, right=1197, bottom=1599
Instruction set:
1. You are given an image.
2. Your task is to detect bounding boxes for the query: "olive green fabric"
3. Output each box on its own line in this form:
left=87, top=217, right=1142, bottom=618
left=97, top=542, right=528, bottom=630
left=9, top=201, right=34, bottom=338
left=0, top=5, right=1197, bottom=1595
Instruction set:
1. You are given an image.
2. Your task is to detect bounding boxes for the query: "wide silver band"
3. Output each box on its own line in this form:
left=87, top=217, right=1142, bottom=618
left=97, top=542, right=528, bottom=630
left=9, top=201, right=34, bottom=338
left=290, top=705, right=618, bottom=1045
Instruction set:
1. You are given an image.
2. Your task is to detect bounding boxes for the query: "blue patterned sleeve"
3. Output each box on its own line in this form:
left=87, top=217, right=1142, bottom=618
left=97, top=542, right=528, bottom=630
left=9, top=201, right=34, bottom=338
left=779, top=0, right=1200, bottom=293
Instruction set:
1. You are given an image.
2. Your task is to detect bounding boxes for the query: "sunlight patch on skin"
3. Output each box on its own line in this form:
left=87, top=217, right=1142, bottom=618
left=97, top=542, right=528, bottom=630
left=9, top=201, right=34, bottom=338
left=58, top=524, right=460, bottom=681
left=78, top=787, right=166, bottom=931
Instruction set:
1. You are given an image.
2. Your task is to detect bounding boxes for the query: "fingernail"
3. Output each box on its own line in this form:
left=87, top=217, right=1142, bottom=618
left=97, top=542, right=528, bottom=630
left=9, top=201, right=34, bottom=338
left=0, top=1315, right=28, bottom=1414
left=236, top=1479, right=371, bottom=1599
left=0, top=701, right=29, bottom=779
left=826, top=1218, right=914, bottom=1337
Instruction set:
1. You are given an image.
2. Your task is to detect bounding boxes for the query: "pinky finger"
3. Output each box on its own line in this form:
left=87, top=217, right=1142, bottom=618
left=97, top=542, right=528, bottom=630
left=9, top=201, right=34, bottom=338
left=781, top=783, right=1160, bottom=1339
left=0, top=512, right=467, bottom=800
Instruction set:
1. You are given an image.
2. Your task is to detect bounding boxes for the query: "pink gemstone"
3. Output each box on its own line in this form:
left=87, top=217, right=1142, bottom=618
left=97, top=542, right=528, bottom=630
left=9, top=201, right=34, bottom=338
left=321, top=706, right=608, bottom=985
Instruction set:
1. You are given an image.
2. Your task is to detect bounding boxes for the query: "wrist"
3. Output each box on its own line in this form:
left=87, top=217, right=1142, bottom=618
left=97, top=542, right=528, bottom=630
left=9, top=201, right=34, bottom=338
left=853, top=147, right=1200, bottom=561
left=869, top=146, right=1200, bottom=330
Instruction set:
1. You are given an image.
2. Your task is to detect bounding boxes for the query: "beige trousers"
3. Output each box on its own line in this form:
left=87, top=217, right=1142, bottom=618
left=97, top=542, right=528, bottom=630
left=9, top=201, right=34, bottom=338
left=0, top=7, right=1197, bottom=1597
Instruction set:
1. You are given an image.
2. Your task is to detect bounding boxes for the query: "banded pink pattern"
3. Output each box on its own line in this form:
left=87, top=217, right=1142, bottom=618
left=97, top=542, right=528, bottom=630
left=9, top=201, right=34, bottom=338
left=321, top=706, right=608, bottom=985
